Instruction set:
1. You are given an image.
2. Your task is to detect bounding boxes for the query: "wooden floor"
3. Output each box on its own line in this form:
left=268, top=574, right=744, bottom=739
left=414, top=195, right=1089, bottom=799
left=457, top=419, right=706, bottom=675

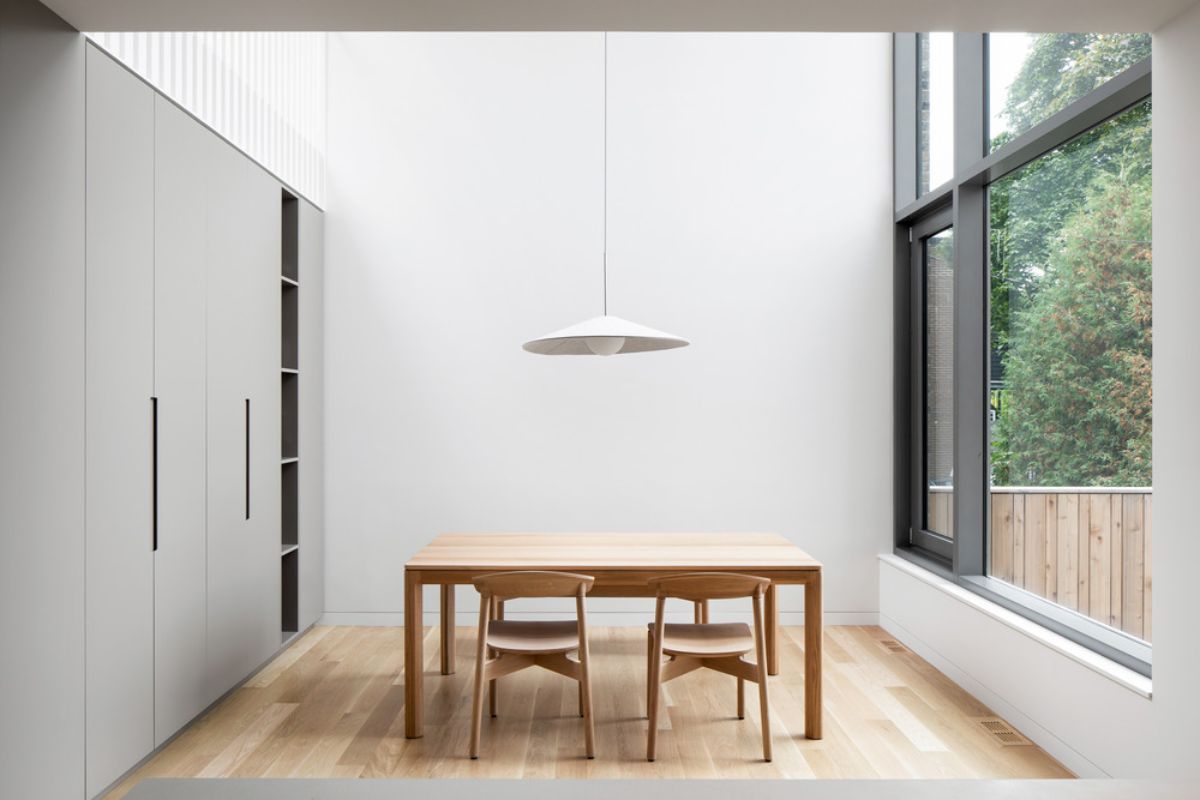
left=107, top=625, right=1070, bottom=796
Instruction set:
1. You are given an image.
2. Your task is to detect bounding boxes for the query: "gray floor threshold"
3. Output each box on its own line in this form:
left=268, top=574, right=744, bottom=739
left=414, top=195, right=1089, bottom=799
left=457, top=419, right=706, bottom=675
left=125, top=778, right=1196, bottom=800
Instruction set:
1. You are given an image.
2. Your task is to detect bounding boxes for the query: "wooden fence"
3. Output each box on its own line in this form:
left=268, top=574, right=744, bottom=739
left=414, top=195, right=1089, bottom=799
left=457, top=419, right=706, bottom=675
left=990, top=488, right=1152, bottom=642
left=925, top=487, right=1152, bottom=641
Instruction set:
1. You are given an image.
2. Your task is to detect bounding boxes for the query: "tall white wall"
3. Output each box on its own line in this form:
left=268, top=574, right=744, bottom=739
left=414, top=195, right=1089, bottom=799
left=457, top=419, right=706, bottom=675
left=1150, top=0, right=1200, bottom=781
left=323, top=32, right=894, bottom=623
left=0, top=0, right=86, bottom=797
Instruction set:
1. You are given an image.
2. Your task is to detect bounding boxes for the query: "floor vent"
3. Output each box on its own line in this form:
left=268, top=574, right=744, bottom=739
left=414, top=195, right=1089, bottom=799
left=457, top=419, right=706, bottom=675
left=974, top=717, right=1032, bottom=746
left=878, top=639, right=907, bottom=654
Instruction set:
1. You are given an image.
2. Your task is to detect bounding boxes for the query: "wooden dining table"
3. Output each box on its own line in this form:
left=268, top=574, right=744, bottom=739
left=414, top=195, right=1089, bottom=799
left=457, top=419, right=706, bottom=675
left=403, top=532, right=823, bottom=741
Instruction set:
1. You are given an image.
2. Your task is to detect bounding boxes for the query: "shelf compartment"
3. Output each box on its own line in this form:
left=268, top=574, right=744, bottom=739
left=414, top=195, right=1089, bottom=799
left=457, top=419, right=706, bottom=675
left=281, top=547, right=299, bottom=635
left=281, top=459, right=298, bottom=548
left=282, top=372, right=298, bottom=460
left=282, top=195, right=299, bottom=282
left=281, top=283, right=298, bottom=371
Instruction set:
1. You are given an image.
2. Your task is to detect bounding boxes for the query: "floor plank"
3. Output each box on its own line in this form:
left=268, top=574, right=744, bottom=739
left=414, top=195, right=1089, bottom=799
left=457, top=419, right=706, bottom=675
left=105, top=625, right=1071, bottom=796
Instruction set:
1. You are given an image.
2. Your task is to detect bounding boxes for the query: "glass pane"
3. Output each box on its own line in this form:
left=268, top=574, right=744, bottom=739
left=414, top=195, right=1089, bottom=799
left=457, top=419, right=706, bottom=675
left=988, top=100, right=1152, bottom=641
left=988, top=33, right=1150, bottom=150
left=924, top=228, right=955, bottom=538
left=918, top=32, right=954, bottom=194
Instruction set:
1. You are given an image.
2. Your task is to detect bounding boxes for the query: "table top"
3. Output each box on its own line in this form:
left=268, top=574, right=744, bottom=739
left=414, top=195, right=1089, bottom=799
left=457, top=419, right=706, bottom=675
left=405, top=532, right=821, bottom=572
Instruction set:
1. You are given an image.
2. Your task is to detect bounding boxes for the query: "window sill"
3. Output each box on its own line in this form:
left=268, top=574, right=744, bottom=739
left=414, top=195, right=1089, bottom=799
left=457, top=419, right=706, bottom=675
left=879, top=553, right=1153, bottom=698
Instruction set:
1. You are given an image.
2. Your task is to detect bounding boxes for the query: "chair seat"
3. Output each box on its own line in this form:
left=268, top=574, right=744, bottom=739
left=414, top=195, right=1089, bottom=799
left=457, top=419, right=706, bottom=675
left=648, top=622, right=754, bottom=657
left=487, top=619, right=581, bottom=654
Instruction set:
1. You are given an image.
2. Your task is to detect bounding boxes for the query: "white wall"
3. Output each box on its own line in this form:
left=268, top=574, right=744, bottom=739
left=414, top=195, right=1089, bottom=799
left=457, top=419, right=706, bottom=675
left=0, top=0, right=86, bottom=797
left=879, top=556, right=1153, bottom=778
left=323, top=32, right=893, bottom=623
left=1150, top=0, right=1200, bottom=781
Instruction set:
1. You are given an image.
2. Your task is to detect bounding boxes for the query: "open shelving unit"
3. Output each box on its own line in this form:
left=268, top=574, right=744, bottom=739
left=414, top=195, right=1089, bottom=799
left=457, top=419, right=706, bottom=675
left=281, top=191, right=299, bottom=641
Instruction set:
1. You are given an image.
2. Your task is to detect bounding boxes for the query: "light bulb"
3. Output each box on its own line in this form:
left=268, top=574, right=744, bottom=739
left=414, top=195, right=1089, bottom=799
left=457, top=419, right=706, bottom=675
left=585, top=336, right=624, bottom=356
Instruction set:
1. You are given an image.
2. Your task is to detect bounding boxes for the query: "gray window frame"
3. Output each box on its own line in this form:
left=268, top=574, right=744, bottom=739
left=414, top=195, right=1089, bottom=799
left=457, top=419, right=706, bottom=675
left=892, top=32, right=1153, bottom=676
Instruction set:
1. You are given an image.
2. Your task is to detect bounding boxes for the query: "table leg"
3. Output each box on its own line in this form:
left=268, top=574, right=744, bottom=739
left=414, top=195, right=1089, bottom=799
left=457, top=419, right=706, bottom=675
left=489, top=599, right=504, bottom=717
left=440, top=584, right=455, bottom=675
left=405, top=569, right=424, bottom=738
left=804, top=572, right=823, bottom=739
left=766, top=583, right=779, bottom=676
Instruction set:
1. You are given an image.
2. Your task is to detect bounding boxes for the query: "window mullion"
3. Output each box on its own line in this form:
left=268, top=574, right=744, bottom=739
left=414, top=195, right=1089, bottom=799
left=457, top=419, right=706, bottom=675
left=949, top=33, right=987, bottom=578
left=951, top=184, right=987, bottom=577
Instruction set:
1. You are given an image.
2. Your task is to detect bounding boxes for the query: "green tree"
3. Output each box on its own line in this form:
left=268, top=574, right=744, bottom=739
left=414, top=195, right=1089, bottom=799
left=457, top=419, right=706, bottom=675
left=988, top=33, right=1152, bottom=486
left=995, top=173, right=1151, bottom=486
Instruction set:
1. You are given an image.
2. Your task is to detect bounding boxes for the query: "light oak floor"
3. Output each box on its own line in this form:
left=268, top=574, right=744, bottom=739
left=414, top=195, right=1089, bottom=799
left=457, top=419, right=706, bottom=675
left=107, top=625, right=1071, bottom=796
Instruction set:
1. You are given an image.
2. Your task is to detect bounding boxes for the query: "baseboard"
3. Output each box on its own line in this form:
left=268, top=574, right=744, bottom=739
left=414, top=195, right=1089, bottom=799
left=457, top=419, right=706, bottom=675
left=319, top=610, right=878, bottom=627
left=879, top=610, right=1103, bottom=778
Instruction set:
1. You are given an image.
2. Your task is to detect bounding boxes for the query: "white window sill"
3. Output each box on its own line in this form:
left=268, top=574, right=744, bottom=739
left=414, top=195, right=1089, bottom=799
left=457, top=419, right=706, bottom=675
left=879, top=553, right=1153, bottom=698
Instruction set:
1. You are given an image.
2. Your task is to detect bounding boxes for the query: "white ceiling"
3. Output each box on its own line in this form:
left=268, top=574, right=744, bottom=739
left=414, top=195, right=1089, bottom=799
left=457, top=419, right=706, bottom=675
left=41, top=0, right=1199, bottom=33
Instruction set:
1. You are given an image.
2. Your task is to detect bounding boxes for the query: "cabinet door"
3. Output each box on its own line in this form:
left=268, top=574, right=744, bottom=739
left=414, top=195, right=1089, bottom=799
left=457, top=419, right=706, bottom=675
left=153, top=97, right=210, bottom=744
left=85, top=47, right=155, bottom=798
left=206, top=138, right=281, bottom=700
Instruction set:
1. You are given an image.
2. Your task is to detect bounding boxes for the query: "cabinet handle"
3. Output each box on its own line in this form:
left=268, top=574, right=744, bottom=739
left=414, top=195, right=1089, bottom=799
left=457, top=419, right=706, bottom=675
left=245, top=398, right=251, bottom=520
left=152, top=397, right=159, bottom=551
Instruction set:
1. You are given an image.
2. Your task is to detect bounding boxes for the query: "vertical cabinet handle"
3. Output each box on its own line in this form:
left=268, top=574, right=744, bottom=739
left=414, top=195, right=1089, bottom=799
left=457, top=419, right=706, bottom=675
left=245, top=398, right=251, bottom=520
left=152, top=397, right=159, bottom=551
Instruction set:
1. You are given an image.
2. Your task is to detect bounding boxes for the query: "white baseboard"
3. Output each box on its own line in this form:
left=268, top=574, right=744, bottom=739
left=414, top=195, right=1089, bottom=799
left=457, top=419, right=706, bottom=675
left=879, top=610, right=1103, bottom=778
left=319, top=610, right=877, bottom=627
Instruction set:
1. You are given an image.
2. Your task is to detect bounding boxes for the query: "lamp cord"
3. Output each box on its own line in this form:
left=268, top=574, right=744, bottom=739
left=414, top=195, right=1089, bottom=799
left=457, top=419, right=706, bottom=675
left=603, top=31, right=608, bottom=317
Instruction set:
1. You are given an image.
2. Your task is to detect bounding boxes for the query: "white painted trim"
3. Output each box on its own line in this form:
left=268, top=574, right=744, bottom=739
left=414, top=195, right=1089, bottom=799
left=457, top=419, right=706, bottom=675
left=320, top=611, right=877, bottom=627
left=879, top=610, right=1106, bottom=779
left=879, top=554, right=1151, bottom=697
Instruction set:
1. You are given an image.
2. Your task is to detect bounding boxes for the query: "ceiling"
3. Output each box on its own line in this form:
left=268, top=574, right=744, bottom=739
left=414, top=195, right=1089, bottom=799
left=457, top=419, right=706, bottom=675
left=40, top=0, right=1199, bottom=33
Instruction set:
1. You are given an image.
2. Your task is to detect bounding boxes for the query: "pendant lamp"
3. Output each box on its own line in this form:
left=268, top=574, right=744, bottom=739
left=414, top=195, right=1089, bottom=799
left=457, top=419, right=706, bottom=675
left=523, top=33, right=689, bottom=357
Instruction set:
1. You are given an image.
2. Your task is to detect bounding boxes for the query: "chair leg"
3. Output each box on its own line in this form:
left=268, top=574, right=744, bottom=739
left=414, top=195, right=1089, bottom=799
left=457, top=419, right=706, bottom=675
left=470, top=639, right=488, bottom=759
left=752, top=589, right=772, bottom=762
left=757, top=666, right=771, bottom=762
left=647, top=642, right=663, bottom=761
left=579, top=653, right=596, bottom=759
left=737, top=677, right=745, bottom=720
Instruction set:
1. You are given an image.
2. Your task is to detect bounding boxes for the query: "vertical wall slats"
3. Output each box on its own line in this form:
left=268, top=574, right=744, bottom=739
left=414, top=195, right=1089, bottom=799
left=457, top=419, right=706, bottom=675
left=87, top=31, right=326, bottom=206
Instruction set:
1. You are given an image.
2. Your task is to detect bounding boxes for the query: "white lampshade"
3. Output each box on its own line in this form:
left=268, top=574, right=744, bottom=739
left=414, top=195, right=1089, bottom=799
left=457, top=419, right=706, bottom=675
left=523, top=315, right=689, bottom=356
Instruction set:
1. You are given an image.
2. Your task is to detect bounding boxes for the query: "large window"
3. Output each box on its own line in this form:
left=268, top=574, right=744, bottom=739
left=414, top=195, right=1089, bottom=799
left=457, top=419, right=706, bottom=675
left=918, top=32, right=954, bottom=193
left=924, top=228, right=955, bottom=540
left=894, top=33, right=1152, bottom=673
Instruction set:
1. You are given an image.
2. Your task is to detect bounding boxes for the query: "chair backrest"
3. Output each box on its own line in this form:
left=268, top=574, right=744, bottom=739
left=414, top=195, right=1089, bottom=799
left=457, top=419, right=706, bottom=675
left=648, top=572, right=769, bottom=602
left=472, top=570, right=595, bottom=600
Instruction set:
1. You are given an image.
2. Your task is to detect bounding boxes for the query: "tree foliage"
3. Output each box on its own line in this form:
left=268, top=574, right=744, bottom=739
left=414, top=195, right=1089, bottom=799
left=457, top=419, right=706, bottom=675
left=988, top=34, right=1151, bottom=486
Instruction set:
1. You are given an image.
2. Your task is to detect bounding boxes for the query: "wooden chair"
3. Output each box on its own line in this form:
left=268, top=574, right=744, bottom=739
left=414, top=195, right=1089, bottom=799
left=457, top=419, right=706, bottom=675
left=469, top=570, right=596, bottom=760
left=646, top=572, right=773, bottom=762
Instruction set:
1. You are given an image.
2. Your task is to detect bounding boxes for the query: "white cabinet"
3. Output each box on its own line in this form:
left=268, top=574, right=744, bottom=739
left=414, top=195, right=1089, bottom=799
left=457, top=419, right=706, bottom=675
left=71, top=42, right=314, bottom=796
left=206, top=136, right=282, bottom=700
left=84, top=47, right=156, bottom=798
left=153, top=96, right=212, bottom=745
